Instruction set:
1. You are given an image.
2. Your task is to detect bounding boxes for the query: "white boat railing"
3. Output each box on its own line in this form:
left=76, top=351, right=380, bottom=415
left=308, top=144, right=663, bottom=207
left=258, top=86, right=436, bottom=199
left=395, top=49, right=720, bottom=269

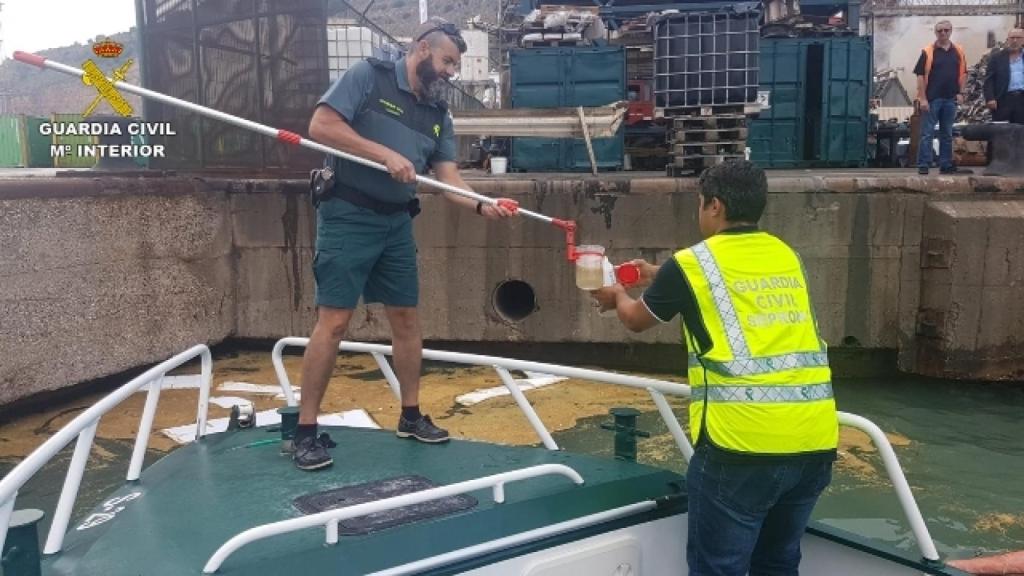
left=0, top=344, right=213, bottom=556
left=365, top=499, right=660, bottom=576
left=271, top=337, right=940, bottom=563
left=0, top=339, right=940, bottom=569
left=271, top=337, right=695, bottom=460
left=837, top=412, right=940, bottom=562
left=202, top=463, right=586, bottom=573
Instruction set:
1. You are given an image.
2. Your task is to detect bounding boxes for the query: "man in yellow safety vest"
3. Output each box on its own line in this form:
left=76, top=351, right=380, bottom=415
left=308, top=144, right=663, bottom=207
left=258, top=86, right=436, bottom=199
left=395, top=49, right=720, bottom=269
left=591, top=160, right=838, bottom=576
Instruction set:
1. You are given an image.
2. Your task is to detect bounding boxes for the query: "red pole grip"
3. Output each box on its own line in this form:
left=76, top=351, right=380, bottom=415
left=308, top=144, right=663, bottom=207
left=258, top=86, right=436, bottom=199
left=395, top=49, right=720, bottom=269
left=276, top=129, right=302, bottom=145
left=13, top=51, right=47, bottom=68
left=496, top=198, right=519, bottom=213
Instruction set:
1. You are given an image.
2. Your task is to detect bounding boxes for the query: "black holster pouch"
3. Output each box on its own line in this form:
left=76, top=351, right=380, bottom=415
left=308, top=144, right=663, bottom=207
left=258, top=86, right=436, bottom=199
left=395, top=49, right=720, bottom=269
left=310, top=165, right=420, bottom=219
left=309, top=166, right=335, bottom=208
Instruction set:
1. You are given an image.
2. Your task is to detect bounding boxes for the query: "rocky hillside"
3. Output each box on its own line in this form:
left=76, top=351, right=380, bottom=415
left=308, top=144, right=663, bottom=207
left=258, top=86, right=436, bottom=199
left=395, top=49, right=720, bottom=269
left=0, top=0, right=500, bottom=116
left=329, top=0, right=504, bottom=38
left=0, top=31, right=142, bottom=117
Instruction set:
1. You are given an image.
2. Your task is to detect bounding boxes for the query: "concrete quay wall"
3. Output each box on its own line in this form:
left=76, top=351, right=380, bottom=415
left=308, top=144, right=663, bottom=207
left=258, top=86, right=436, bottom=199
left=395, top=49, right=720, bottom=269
left=1, top=172, right=1022, bottom=406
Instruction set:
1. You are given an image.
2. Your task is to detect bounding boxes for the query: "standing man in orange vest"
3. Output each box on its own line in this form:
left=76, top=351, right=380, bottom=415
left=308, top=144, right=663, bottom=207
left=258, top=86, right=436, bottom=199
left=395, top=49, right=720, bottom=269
left=913, top=20, right=967, bottom=175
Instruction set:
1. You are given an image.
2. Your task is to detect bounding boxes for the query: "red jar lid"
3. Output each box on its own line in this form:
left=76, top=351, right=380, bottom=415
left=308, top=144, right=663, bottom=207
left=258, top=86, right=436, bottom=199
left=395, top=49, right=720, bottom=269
left=616, top=263, right=640, bottom=286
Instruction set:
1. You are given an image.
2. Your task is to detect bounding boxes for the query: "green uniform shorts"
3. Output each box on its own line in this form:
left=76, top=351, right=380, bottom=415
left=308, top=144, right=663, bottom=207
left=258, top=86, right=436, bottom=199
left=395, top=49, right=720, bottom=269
left=314, top=198, right=418, bottom=309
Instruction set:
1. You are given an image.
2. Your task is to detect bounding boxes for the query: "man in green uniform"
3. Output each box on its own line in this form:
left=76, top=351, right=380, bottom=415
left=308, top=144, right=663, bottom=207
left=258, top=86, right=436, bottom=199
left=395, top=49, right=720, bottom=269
left=296, top=18, right=516, bottom=471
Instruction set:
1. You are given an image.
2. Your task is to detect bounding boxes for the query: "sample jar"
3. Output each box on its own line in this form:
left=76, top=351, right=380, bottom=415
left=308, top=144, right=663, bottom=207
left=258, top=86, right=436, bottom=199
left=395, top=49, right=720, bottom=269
left=575, top=245, right=605, bottom=290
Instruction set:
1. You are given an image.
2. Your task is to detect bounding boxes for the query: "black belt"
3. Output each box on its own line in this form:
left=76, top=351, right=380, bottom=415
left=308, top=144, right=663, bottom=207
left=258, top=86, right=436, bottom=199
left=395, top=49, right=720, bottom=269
left=334, top=184, right=419, bottom=217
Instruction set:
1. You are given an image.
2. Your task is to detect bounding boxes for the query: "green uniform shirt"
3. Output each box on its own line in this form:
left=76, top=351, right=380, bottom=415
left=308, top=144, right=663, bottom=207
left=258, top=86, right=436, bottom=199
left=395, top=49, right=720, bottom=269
left=317, top=57, right=456, bottom=204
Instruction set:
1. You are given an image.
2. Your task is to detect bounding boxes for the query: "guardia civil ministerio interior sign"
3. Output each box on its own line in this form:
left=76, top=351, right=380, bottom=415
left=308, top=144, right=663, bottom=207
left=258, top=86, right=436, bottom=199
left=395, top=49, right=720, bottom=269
left=39, top=37, right=177, bottom=162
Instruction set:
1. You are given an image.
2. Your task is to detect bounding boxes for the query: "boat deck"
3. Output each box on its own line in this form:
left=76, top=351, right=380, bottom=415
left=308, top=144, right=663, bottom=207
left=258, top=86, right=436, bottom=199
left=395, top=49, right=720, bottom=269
left=47, top=425, right=685, bottom=575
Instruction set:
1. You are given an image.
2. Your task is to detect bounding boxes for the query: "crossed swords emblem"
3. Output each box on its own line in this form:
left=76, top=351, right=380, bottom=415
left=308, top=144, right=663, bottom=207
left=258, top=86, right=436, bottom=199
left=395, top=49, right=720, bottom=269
left=81, top=58, right=134, bottom=117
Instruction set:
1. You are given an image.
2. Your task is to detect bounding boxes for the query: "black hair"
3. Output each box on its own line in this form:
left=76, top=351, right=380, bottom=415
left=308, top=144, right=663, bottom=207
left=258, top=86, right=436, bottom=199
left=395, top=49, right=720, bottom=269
left=424, top=30, right=467, bottom=54
left=698, top=160, right=767, bottom=223
left=413, top=19, right=468, bottom=54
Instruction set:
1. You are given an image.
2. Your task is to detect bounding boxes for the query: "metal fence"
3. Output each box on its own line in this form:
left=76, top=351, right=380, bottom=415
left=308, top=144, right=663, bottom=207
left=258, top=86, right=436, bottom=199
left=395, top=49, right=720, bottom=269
left=137, top=0, right=329, bottom=174
left=137, top=0, right=486, bottom=173
left=326, top=1, right=486, bottom=111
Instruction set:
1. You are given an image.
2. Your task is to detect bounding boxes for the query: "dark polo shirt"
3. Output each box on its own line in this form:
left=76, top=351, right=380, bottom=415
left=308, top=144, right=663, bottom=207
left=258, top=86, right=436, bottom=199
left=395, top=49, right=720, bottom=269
left=914, top=44, right=962, bottom=101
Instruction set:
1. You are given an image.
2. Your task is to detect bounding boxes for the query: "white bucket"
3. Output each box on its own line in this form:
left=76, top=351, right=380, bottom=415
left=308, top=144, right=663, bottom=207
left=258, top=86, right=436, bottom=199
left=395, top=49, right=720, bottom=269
left=490, top=156, right=508, bottom=175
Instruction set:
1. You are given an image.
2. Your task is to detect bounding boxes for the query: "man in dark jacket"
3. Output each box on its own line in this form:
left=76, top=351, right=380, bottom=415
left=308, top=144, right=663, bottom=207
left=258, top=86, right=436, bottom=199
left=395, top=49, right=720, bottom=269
left=984, top=28, right=1024, bottom=124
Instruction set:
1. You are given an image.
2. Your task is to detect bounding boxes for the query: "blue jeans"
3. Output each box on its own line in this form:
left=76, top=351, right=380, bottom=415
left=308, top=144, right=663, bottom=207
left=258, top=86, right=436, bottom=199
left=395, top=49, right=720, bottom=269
left=917, top=98, right=956, bottom=170
left=686, top=446, right=833, bottom=576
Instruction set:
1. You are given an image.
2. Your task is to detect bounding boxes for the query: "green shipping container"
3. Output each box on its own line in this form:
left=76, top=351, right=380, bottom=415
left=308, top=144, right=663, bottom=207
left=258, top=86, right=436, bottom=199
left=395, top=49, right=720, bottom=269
left=25, top=117, right=54, bottom=168
left=0, top=116, right=26, bottom=167
left=51, top=113, right=97, bottom=169
left=0, top=116, right=56, bottom=168
left=510, top=46, right=625, bottom=172
left=749, top=36, right=872, bottom=168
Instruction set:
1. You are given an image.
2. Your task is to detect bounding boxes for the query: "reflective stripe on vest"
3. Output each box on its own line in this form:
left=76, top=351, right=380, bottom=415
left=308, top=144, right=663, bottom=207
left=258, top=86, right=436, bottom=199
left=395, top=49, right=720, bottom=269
left=692, top=242, right=752, bottom=358
left=702, top=382, right=834, bottom=403
left=687, top=351, right=830, bottom=376
left=676, top=232, right=838, bottom=455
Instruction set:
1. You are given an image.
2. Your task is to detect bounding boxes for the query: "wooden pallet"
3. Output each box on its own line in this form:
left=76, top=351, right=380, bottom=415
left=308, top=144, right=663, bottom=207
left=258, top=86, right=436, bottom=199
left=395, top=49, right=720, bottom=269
left=673, top=129, right=749, bottom=144
left=668, top=153, right=744, bottom=172
left=668, top=114, right=747, bottom=151
left=666, top=165, right=696, bottom=177
left=671, top=115, right=747, bottom=130
left=656, top=102, right=761, bottom=119
left=670, top=128, right=749, bottom=144
left=675, top=153, right=743, bottom=164
left=672, top=142, right=747, bottom=157
left=521, top=39, right=588, bottom=47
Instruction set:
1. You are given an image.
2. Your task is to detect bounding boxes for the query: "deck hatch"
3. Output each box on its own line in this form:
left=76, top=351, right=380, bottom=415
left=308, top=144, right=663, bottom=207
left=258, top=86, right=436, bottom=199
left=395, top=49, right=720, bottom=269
left=292, top=475, right=478, bottom=535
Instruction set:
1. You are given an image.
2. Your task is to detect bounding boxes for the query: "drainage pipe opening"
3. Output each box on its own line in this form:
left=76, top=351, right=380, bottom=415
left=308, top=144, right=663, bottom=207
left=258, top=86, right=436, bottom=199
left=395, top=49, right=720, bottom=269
left=492, top=280, right=537, bottom=322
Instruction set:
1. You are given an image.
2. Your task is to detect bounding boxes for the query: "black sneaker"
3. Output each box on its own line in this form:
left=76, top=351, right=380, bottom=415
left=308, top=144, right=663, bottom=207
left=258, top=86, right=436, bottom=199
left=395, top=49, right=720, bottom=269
left=918, top=167, right=929, bottom=175
left=283, top=432, right=336, bottom=456
left=293, top=433, right=335, bottom=471
left=396, top=415, right=450, bottom=443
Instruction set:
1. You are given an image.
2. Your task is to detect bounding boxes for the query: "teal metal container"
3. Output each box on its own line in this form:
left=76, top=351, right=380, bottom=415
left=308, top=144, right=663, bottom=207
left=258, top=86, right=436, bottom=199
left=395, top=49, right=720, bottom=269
left=510, top=46, right=625, bottom=172
left=749, top=36, right=872, bottom=168
left=0, top=116, right=26, bottom=167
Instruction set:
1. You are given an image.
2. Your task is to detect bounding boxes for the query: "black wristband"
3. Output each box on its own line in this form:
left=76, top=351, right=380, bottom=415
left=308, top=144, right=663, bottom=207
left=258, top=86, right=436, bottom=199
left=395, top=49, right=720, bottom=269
left=475, top=200, right=483, bottom=215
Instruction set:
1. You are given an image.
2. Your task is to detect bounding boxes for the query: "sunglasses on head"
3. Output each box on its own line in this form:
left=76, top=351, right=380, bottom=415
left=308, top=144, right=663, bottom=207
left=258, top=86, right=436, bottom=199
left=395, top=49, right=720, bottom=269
left=416, top=22, right=467, bottom=52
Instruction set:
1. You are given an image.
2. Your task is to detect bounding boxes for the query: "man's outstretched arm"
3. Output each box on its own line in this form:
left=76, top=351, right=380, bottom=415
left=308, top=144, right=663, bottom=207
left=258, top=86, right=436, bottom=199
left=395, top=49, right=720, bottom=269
left=433, top=161, right=515, bottom=220
left=591, top=283, right=660, bottom=333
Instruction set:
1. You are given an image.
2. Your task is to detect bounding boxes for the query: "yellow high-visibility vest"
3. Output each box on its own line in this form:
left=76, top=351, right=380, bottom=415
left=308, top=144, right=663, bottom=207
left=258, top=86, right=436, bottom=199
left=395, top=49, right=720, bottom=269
left=675, top=231, right=838, bottom=455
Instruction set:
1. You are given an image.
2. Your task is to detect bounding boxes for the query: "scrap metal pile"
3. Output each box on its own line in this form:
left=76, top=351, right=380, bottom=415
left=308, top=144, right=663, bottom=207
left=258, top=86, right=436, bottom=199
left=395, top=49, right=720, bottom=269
left=520, top=5, right=607, bottom=47
left=958, top=42, right=1005, bottom=123
left=761, top=15, right=858, bottom=37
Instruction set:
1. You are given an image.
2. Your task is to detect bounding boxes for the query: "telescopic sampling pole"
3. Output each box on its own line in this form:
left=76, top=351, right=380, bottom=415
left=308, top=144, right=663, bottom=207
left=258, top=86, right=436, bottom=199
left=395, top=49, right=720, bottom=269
left=13, top=50, right=580, bottom=260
